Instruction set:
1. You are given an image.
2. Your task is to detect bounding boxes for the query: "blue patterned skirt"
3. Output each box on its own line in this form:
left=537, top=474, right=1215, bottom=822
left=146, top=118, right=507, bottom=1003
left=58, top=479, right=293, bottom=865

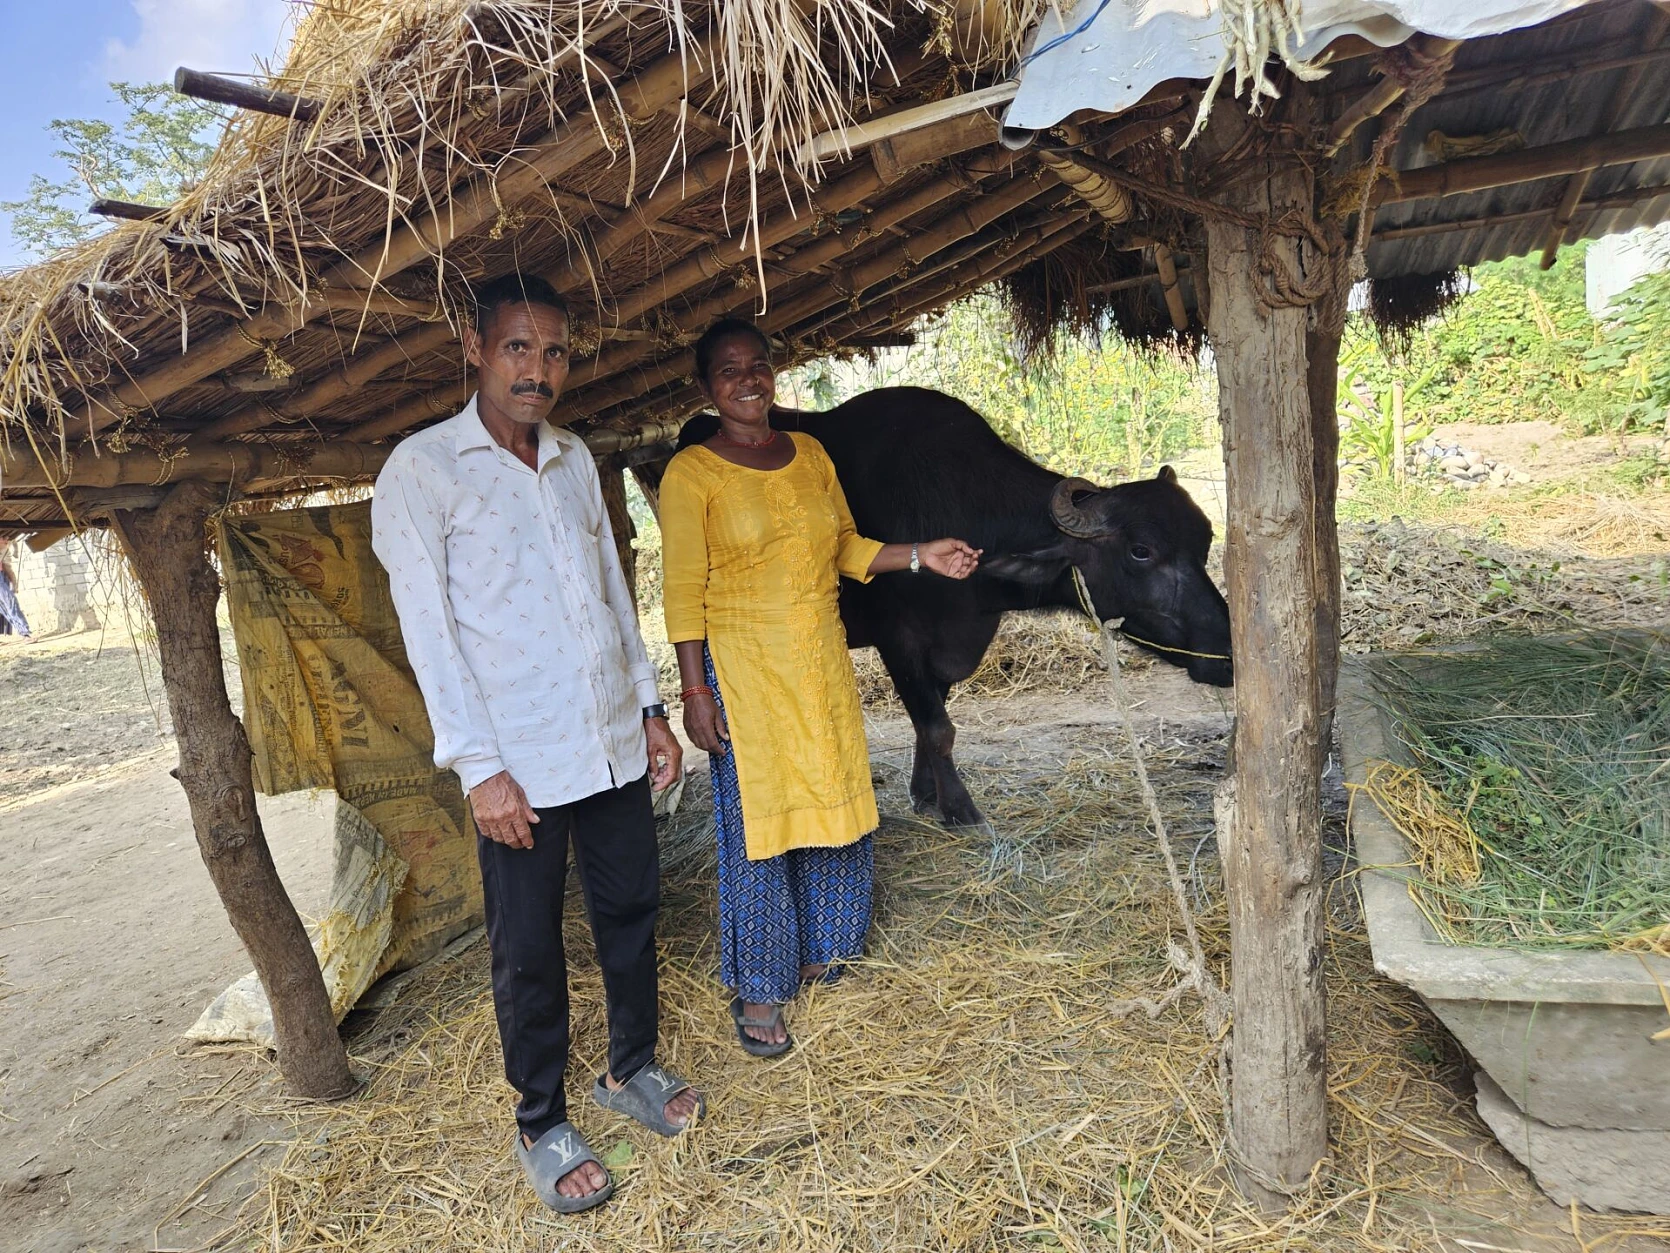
left=0, top=571, right=29, bottom=637
left=705, top=648, right=874, bottom=1005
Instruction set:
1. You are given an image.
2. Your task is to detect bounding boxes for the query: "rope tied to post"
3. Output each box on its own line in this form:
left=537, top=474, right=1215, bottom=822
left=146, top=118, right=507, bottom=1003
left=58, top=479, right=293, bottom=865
left=1070, top=569, right=1233, bottom=1036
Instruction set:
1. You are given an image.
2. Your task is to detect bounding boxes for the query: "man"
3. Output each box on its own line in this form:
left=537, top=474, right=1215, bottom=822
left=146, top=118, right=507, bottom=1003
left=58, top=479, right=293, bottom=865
left=371, top=272, right=702, bottom=1214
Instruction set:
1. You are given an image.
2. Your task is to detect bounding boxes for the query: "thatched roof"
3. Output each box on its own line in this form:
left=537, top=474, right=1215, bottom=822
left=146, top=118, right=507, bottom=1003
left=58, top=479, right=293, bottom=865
left=2, top=0, right=1669, bottom=534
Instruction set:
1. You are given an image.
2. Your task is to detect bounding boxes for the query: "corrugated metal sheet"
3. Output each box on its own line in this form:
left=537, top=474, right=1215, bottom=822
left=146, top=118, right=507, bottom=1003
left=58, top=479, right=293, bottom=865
left=1358, top=1, right=1670, bottom=277
left=1006, top=0, right=1670, bottom=278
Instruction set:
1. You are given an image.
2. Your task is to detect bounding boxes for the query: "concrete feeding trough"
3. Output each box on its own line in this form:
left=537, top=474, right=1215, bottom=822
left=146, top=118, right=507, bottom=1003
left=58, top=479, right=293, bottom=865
left=1339, top=654, right=1670, bottom=1215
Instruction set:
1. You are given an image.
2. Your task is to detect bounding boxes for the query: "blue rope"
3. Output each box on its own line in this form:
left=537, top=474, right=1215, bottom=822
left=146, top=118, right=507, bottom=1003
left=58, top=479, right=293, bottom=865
left=1018, top=0, right=1116, bottom=69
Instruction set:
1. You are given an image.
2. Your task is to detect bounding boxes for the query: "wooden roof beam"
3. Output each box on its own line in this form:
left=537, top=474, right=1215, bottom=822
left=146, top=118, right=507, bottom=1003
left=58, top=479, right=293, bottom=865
left=586, top=215, right=1100, bottom=430
left=173, top=67, right=321, bottom=121
left=89, top=199, right=167, bottom=222
left=1370, top=181, right=1670, bottom=243
left=1380, top=121, right=1670, bottom=204
left=574, top=171, right=1049, bottom=394
left=563, top=177, right=1058, bottom=419
left=1538, top=5, right=1670, bottom=268
left=68, top=33, right=718, bottom=437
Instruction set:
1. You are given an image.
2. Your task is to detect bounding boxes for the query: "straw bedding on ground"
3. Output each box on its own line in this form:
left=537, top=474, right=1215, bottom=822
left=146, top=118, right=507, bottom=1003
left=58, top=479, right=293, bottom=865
left=220, top=734, right=1670, bottom=1252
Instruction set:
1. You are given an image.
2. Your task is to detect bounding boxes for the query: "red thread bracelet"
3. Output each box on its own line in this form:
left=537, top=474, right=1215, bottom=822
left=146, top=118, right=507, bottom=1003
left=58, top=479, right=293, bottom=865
left=680, top=686, right=714, bottom=701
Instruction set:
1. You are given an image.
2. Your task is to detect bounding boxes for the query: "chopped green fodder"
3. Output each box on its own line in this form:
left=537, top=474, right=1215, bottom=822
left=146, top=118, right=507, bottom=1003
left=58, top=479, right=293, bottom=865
left=1368, top=632, right=1670, bottom=953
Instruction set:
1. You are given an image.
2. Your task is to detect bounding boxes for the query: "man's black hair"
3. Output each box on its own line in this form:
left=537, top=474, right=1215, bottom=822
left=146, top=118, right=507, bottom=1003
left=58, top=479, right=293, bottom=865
left=472, top=272, right=569, bottom=334
left=693, top=317, right=772, bottom=384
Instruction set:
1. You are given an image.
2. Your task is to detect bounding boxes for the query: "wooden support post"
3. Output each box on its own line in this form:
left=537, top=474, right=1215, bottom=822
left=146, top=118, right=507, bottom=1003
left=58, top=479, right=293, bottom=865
left=113, top=482, right=353, bottom=1098
left=629, top=457, right=669, bottom=520
left=1202, top=104, right=1328, bottom=1209
left=1307, top=324, right=1344, bottom=752
left=597, top=454, right=637, bottom=610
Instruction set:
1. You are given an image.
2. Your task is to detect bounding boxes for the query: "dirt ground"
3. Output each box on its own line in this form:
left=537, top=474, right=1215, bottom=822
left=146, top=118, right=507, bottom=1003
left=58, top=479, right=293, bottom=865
left=1, top=461, right=1667, bottom=1249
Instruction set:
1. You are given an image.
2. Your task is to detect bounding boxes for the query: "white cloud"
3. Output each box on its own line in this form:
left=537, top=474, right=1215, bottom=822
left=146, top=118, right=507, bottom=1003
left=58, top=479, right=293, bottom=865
left=103, top=0, right=294, bottom=84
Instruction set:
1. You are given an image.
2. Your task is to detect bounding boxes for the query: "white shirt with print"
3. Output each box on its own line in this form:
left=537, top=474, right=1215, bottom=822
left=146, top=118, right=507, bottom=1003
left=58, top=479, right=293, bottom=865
left=370, top=396, right=660, bottom=807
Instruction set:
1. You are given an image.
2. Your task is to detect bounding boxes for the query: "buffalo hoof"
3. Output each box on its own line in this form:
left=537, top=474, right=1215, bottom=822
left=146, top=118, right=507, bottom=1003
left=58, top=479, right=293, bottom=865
left=910, top=794, right=945, bottom=824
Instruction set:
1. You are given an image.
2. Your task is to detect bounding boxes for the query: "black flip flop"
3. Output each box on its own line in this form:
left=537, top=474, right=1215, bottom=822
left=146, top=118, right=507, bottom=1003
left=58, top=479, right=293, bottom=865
left=729, top=996, right=793, bottom=1058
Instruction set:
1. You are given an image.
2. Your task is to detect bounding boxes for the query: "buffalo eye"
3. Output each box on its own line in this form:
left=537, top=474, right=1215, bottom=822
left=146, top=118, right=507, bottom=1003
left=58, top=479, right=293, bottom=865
left=1129, top=543, right=1155, bottom=563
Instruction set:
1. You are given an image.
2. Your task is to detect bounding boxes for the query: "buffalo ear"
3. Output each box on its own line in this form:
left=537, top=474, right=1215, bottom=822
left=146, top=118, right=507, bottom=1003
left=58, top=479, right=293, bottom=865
left=1156, top=465, right=1179, bottom=483
left=980, top=543, right=1073, bottom=586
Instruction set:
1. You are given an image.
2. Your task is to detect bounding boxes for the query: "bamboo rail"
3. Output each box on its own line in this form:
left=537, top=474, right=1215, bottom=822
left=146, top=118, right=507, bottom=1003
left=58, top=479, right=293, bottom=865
left=1381, top=122, right=1670, bottom=203
left=1538, top=7, right=1670, bottom=267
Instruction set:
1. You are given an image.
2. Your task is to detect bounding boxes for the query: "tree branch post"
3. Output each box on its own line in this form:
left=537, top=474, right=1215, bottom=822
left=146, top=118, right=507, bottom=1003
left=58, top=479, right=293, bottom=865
left=1200, top=100, right=1330, bottom=1209
left=113, top=482, right=354, bottom=1099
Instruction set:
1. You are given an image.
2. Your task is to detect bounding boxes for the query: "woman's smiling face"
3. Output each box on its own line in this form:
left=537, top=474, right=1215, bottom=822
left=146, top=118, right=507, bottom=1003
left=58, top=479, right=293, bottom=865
left=702, top=332, right=776, bottom=423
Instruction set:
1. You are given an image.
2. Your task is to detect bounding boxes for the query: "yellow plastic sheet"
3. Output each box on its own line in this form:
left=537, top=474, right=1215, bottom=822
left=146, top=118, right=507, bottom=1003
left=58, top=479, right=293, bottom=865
left=192, top=502, right=481, bottom=1045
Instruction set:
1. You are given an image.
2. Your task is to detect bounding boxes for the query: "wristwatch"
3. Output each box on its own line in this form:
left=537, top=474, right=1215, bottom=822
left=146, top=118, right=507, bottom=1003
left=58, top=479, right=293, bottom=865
left=642, top=703, right=669, bottom=722
left=910, top=542, right=921, bottom=573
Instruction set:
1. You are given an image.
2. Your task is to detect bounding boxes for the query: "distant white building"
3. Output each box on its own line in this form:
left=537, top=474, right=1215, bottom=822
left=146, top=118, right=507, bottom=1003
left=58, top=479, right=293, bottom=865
left=1, top=533, right=137, bottom=637
left=1586, top=222, right=1670, bottom=315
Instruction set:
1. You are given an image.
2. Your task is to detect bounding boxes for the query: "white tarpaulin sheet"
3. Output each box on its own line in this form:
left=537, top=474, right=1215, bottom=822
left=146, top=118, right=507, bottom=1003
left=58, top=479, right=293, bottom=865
left=1004, top=0, right=1599, bottom=130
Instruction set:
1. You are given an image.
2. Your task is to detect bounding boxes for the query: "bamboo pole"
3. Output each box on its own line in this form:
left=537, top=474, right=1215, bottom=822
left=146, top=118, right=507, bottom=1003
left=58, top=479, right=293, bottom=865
left=1153, top=244, right=1189, bottom=331
left=1381, top=122, right=1670, bottom=203
left=174, top=66, right=322, bottom=121
left=1420, top=43, right=1670, bottom=105
left=1037, top=149, right=1132, bottom=223
left=199, top=322, right=462, bottom=438
left=0, top=418, right=686, bottom=492
left=341, top=162, right=1009, bottom=443
left=1370, top=182, right=1670, bottom=242
left=561, top=176, right=1055, bottom=420
left=586, top=214, right=1098, bottom=430
left=1538, top=7, right=1670, bottom=268
left=70, top=35, right=718, bottom=436
left=576, top=167, right=1017, bottom=388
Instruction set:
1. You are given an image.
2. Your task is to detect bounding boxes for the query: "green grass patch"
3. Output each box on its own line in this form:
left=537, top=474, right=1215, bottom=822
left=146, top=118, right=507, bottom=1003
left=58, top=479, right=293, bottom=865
left=1368, top=633, right=1670, bottom=952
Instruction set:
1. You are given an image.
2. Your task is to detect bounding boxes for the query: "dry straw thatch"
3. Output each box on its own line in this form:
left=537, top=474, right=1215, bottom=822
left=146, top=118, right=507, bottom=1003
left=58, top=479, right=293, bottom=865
left=0, top=0, right=1053, bottom=456
left=200, top=733, right=1670, bottom=1252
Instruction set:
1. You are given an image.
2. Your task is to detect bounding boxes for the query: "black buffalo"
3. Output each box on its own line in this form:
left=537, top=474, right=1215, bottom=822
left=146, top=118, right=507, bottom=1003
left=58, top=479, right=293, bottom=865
left=676, top=386, right=1232, bottom=830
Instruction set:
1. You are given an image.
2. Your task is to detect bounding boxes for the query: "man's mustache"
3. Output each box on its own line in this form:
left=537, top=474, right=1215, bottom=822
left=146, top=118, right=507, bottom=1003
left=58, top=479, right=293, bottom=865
left=510, top=381, right=556, bottom=399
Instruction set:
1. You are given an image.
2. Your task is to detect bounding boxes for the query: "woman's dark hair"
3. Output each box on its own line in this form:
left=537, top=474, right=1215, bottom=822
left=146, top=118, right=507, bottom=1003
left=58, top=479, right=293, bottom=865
left=693, top=318, right=772, bottom=384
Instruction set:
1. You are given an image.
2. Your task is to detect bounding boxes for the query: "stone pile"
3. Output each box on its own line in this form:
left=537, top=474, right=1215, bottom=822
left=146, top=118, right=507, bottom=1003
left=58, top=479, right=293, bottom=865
left=1411, top=436, right=1531, bottom=489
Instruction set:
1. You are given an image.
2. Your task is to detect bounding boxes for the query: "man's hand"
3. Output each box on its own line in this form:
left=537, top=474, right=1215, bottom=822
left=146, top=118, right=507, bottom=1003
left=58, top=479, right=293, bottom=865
left=470, top=771, right=539, bottom=848
left=645, top=717, right=683, bottom=791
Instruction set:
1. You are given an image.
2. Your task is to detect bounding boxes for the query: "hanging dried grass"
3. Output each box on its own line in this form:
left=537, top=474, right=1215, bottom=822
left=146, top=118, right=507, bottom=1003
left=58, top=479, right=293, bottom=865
left=1184, top=0, right=1331, bottom=146
left=1366, top=270, right=1465, bottom=355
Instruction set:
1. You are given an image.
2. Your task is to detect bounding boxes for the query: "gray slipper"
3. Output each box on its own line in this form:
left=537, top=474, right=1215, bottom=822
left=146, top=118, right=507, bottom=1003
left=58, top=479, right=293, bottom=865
left=591, top=1061, right=705, bottom=1137
left=513, top=1122, right=614, bottom=1214
left=729, top=996, right=793, bottom=1058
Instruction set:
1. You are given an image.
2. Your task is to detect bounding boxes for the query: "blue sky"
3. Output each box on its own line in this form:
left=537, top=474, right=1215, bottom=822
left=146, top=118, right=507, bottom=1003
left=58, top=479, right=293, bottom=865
left=0, top=0, right=294, bottom=269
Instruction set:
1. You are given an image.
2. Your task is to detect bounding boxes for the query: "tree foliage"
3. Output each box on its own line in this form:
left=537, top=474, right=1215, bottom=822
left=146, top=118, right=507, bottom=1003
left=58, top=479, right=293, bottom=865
left=1350, top=240, right=1670, bottom=442
left=2, top=82, right=221, bottom=259
left=784, top=296, right=1217, bottom=483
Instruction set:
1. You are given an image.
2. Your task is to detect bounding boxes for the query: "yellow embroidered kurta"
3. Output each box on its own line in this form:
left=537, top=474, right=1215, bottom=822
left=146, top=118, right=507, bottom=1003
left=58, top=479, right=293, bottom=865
left=661, top=433, right=885, bottom=861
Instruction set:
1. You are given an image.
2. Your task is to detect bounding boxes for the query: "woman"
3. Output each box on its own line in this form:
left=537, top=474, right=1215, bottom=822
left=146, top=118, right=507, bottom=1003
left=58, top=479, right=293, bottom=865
left=660, top=319, right=979, bottom=1056
left=0, top=542, right=30, bottom=639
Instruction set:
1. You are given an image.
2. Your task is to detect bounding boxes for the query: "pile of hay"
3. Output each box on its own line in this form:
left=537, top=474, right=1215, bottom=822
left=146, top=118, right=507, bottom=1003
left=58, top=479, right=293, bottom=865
left=208, top=734, right=1670, bottom=1251
left=1340, top=516, right=1670, bottom=653
left=1361, top=633, right=1670, bottom=954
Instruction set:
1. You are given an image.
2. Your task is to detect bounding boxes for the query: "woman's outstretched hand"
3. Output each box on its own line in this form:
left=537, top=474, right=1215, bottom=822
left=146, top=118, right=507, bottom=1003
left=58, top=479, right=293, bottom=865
left=919, top=538, right=981, bottom=579
left=683, top=693, right=731, bottom=755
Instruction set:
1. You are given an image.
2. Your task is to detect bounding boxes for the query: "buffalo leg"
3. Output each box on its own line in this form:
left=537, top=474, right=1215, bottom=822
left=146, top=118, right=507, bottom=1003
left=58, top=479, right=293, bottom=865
left=890, top=670, right=985, bottom=829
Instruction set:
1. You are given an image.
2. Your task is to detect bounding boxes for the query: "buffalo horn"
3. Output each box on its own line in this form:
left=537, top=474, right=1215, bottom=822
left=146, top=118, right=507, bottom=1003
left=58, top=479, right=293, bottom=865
left=1049, top=477, right=1108, bottom=538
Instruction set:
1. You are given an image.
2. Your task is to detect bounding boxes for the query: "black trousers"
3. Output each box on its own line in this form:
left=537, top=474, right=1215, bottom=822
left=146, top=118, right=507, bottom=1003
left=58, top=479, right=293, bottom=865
left=477, top=773, right=660, bottom=1138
